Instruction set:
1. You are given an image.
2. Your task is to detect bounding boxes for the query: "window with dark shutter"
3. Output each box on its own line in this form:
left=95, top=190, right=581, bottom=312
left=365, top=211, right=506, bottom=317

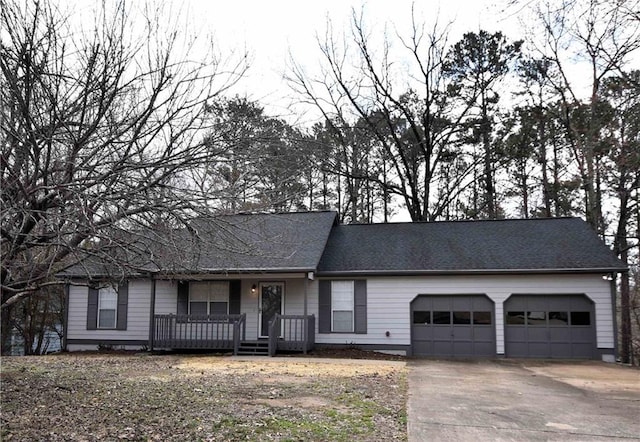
left=87, top=281, right=128, bottom=330
left=318, top=280, right=332, bottom=333
left=319, top=279, right=367, bottom=334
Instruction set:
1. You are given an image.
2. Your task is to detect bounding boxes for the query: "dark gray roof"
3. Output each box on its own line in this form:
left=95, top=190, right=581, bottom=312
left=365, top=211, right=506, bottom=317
left=317, top=217, right=626, bottom=275
left=62, top=211, right=337, bottom=277
left=178, top=211, right=337, bottom=272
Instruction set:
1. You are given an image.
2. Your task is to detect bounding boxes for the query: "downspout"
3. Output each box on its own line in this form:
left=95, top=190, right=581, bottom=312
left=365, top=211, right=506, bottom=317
left=148, top=276, right=156, bottom=352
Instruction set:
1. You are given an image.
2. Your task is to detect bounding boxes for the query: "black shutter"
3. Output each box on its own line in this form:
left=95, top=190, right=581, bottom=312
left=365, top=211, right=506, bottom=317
left=354, top=279, right=367, bottom=334
left=87, top=286, right=98, bottom=330
left=229, top=280, right=241, bottom=314
left=116, top=281, right=128, bottom=330
left=177, top=281, right=189, bottom=315
left=318, top=280, right=332, bottom=333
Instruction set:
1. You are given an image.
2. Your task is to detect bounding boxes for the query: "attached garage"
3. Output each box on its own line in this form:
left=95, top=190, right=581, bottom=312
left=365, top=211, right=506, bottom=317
left=410, top=295, right=495, bottom=357
left=504, top=294, right=596, bottom=359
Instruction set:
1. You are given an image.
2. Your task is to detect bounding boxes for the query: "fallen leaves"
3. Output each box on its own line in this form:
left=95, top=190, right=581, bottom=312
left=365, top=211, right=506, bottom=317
left=1, top=354, right=407, bottom=441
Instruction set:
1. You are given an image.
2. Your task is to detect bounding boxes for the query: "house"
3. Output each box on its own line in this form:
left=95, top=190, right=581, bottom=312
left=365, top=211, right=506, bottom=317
left=62, top=211, right=626, bottom=360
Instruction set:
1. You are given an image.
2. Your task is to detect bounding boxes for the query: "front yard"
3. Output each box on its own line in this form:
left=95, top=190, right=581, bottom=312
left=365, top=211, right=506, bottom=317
left=0, top=353, right=407, bottom=441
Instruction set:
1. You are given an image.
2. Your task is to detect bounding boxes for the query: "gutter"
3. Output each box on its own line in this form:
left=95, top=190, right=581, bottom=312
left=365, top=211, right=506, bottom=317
left=315, top=267, right=628, bottom=277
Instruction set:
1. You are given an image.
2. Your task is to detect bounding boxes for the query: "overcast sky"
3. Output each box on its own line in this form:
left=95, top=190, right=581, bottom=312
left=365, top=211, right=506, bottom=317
left=178, top=0, right=520, bottom=121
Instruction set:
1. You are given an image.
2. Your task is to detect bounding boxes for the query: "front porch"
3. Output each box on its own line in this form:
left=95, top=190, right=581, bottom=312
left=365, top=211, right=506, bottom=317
left=151, top=313, right=315, bottom=356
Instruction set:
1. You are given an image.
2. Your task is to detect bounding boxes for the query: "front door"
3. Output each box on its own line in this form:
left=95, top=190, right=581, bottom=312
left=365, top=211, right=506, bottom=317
left=259, top=282, right=284, bottom=337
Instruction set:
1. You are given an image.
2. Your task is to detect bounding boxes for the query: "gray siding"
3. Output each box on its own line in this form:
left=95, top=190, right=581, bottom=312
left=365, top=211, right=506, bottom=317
left=66, top=280, right=151, bottom=349
left=313, top=274, right=614, bottom=357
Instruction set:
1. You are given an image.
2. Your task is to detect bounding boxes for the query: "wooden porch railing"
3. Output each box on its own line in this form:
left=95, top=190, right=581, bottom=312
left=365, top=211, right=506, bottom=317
left=152, top=314, right=246, bottom=354
left=268, top=314, right=315, bottom=356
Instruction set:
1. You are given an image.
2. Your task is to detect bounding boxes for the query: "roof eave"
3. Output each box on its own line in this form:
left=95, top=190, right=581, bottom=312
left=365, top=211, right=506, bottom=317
left=316, top=267, right=628, bottom=277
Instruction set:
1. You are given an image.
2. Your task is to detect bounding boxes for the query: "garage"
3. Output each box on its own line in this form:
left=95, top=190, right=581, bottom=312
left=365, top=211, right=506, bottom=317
left=504, top=294, right=596, bottom=359
left=411, top=295, right=495, bottom=357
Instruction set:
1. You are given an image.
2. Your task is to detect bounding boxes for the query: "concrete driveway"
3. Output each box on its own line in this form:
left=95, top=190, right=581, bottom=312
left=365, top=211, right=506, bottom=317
left=407, top=359, right=640, bottom=441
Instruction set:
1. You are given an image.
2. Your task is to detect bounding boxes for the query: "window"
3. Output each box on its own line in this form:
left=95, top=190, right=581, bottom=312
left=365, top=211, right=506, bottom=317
left=189, top=282, right=229, bottom=316
left=527, top=311, right=547, bottom=325
left=549, top=312, right=569, bottom=325
left=473, top=311, right=492, bottom=325
left=432, top=311, right=451, bottom=324
left=98, top=286, right=118, bottom=329
left=331, top=281, right=354, bottom=332
left=453, top=311, right=471, bottom=324
left=507, top=310, right=591, bottom=327
left=413, top=311, right=431, bottom=324
left=506, top=311, right=525, bottom=324
left=571, top=311, right=591, bottom=326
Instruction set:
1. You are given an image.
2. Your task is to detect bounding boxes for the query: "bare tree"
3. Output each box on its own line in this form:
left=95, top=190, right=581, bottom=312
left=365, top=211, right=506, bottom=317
left=523, top=0, right=640, bottom=234
left=0, top=0, right=247, bottom=351
left=287, top=7, right=477, bottom=222
left=602, top=72, right=640, bottom=364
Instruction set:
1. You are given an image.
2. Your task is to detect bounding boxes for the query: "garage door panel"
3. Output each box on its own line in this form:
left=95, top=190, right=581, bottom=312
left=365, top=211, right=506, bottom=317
left=453, top=327, right=472, bottom=340
left=432, top=327, right=452, bottom=340
left=412, top=341, right=432, bottom=355
left=527, top=328, right=548, bottom=340
left=413, top=297, right=431, bottom=310
left=506, top=326, right=526, bottom=340
left=452, top=297, right=470, bottom=309
left=474, top=342, right=495, bottom=355
left=411, top=295, right=495, bottom=358
left=572, top=343, right=593, bottom=358
left=452, top=342, right=474, bottom=357
left=550, top=343, right=572, bottom=358
left=571, top=328, right=592, bottom=341
left=528, top=343, right=550, bottom=357
left=432, top=298, right=451, bottom=309
left=412, top=325, right=431, bottom=340
left=505, top=342, right=527, bottom=357
left=505, top=294, right=595, bottom=359
left=527, top=297, right=549, bottom=310
left=474, top=327, right=494, bottom=341
left=433, top=341, right=452, bottom=355
left=549, top=328, right=570, bottom=341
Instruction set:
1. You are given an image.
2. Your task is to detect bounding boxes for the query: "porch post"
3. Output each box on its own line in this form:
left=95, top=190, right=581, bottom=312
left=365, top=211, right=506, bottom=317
left=304, top=271, right=314, bottom=317
left=304, top=276, right=308, bottom=317
left=148, top=277, right=156, bottom=352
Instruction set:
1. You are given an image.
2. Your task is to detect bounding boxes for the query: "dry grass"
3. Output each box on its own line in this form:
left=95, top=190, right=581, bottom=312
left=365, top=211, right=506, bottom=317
left=1, top=353, right=407, bottom=441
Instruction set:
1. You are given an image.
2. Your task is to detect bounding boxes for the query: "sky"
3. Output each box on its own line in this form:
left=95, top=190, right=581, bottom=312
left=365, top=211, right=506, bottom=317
left=177, top=0, right=522, bottom=122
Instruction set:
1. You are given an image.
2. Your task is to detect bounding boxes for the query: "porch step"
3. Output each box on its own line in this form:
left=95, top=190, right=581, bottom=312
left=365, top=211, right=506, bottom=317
left=237, top=340, right=269, bottom=356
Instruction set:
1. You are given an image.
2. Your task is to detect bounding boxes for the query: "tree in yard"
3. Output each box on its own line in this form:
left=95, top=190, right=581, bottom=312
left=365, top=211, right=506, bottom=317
left=195, top=96, right=312, bottom=213
left=9, top=285, right=64, bottom=355
left=522, top=0, right=640, bottom=235
left=601, top=72, right=640, bottom=364
left=288, top=8, right=478, bottom=222
left=443, top=30, right=522, bottom=219
left=0, top=0, right=247, bottom=353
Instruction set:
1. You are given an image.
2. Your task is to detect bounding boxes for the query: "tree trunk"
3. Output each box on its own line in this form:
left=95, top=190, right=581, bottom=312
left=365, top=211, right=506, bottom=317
left=615, top=184, right=632, bottom=364
left=482, top=93, right=496, bottom=219
left=538, top=114, right=552, bottom=217
left=1, top=301, right=13, bottom=356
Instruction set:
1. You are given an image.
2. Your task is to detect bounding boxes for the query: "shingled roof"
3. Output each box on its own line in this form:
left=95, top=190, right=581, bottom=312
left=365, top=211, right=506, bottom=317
left=317, top=217, right=625, bottom=275
left=177, top=211, right=337, bottom=272
left=62, top=211, right=338, bottom=277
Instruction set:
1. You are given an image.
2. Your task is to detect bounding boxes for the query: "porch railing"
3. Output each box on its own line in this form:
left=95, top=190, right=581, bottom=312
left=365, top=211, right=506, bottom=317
left=153, top=314, right=246, bottom=354
left=268, top=314, right=315, bottom=356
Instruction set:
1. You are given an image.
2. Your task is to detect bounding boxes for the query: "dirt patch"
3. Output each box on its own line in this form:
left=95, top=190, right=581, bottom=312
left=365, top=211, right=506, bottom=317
left=523, top=361, right=640, bottom=394
left=178, top=356, right=403, bottom=378
left=1, top=354, right=407, bottom=441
